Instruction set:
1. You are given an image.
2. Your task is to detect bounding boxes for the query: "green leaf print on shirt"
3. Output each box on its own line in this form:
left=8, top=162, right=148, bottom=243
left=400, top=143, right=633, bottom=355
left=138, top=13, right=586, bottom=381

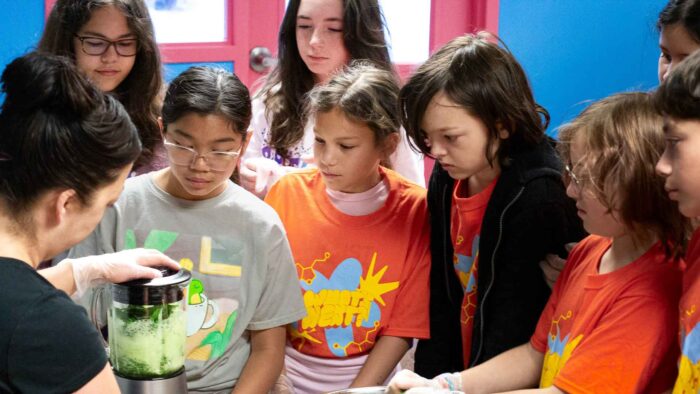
left=199, top=310, right=238, bottom=359
left=123, top=229, right=179, bottom=253
left=144, top=230, right=178, bottom=251
left=125, top=229, right=137, bottom=250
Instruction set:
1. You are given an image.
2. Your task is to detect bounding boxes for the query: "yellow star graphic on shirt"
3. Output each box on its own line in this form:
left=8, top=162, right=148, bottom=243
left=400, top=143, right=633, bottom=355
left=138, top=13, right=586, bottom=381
left=358, top=252, right=399, bottom=306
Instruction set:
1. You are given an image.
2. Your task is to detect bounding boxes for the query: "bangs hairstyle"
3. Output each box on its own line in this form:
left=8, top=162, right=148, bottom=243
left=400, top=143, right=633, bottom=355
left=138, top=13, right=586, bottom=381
left=162, top=66, right=252, bottom=138
left=259, top=0, right=393, bottom=159
left=654, top=49, right=700, bottom=119
left=558, top=92, right=688, bottom=258
left=304, top=61, right=400, bottom=149
left=400, top=32, right=548, bottom=166
left=39, top=0, right=163, bottom=172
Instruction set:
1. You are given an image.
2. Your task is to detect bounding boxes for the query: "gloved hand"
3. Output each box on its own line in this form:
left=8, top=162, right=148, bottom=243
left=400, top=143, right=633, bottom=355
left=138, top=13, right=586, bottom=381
left=240, top=157, right=281, bottom=197
left=59, top=248, right=180, bottom=297
left=387, top=369, right=463, bottom=393
left=240, top=157, right=305, bottom=198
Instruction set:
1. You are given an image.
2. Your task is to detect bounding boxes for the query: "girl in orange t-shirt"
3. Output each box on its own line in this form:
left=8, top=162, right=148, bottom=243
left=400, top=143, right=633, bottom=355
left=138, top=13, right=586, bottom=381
left=655, top=48, right=700, bottom=393
left=390, top=92, right=689, bottom=393
left=265, top=62, right=430, bottom=393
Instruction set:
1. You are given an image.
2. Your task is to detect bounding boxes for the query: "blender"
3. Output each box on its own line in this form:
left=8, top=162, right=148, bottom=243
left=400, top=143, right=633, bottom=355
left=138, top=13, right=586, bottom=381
left=107, top=267, right=191, bottom=394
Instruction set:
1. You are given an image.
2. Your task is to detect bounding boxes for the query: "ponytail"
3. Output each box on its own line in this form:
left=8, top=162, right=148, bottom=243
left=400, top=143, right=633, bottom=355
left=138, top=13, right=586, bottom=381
left=0, top=51, right=141, bottom=216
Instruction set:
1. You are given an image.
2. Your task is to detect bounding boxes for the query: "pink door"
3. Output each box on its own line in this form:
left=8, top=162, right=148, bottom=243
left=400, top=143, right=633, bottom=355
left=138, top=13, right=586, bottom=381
left=399, top=0, right=499, bottom=80
left=150, top=0, right=285, bottom=87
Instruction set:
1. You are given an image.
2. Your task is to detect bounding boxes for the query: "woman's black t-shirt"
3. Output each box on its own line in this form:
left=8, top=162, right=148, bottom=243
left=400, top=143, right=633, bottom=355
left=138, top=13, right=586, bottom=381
left=0, top=257, right=107, bottom=393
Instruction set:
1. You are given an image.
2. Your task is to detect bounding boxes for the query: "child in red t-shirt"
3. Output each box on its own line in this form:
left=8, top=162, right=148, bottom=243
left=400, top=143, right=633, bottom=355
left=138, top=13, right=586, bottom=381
left=390, top=92, right=688, bottom=393
left=265, top=62, right=430, bottom=393
left=654, top=49, right=700, bottom=393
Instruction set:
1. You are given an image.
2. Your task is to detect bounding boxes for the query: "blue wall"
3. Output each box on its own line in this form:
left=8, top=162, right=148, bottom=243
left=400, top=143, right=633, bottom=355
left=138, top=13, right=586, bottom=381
left=164, top=62, right=234, bottom=81
left=0, top=2, right=44, bottom=72
left=499, top=0, right=666, bottom=136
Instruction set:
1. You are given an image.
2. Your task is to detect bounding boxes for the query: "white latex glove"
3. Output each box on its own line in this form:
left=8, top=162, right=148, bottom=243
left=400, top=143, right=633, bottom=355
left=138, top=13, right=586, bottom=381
left=239, top=158, right=262, bottom=195
left=387, top=369, right=463, bottom=393
left=240, top=157, right=275, bottom=197
left=240, top=157, right=292, bottom=198
left=60, top=248, right=180, bottom=297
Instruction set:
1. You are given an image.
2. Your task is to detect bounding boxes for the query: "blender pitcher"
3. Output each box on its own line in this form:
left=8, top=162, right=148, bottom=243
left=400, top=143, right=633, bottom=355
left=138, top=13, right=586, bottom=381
left=108, top=267, right=191, bottom=393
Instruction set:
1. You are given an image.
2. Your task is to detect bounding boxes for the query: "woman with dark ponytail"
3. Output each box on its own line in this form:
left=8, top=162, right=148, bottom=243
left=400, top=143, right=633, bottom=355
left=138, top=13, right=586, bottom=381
left=0, top=51, right=177, bottom=393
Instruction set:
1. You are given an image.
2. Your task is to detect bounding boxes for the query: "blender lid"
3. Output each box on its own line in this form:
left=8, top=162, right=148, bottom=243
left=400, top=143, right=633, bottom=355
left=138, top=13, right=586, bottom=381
left=116, top=267, right=191, bottom=288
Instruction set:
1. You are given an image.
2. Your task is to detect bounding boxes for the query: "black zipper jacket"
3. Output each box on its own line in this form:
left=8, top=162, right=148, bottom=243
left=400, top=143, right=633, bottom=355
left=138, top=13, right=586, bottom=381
left=414, top=138, right=586, bottom=377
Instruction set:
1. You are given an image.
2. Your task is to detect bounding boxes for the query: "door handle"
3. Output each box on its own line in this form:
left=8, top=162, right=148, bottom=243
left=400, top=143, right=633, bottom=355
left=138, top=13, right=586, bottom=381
left=250, top=46, right=277, bottom=73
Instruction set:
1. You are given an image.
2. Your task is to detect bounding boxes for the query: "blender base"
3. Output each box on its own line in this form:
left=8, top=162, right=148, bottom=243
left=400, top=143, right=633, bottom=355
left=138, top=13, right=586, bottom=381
left=115, top=369, right=187, bottom=394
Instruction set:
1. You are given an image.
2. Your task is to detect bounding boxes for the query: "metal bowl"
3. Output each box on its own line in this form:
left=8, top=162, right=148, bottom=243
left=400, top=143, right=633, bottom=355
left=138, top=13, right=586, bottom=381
left=325, top=387, right=387, bottom=394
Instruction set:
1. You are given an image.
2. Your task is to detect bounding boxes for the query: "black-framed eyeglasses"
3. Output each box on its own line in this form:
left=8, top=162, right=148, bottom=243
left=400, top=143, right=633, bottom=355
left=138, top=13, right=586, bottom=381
left=75, top=35, right=139, bottom=57
left=164, top=141, right=241, bottom=172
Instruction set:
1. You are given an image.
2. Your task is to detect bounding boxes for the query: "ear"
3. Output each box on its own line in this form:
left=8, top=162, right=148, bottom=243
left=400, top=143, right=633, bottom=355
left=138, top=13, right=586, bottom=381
left=50, top=189, right=80, bottom=228
left=235, top=131, right=252, bottom=172
left=496, top=121, right=510, bottom=140
left=383, top=133, right=400, bottom=158
left=158, top=117, right=165, bottom=138
left=240, top=131, right=253, bottom=158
